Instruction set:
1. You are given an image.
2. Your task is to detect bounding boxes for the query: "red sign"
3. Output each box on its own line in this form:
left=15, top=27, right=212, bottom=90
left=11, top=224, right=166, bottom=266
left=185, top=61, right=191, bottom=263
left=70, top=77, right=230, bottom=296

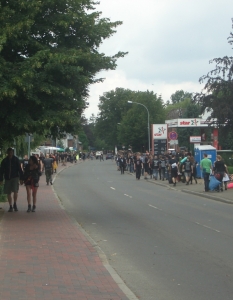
left=169, top=131, right=178, bottom=140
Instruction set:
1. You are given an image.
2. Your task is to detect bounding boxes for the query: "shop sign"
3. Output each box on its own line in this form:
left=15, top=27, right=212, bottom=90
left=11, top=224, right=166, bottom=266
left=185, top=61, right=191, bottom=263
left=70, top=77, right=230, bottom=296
left=190, top=136, right=201, bottom=143
left=178, top=118, right=201, bottom=127
left=153, top=124, right=167, bottom=139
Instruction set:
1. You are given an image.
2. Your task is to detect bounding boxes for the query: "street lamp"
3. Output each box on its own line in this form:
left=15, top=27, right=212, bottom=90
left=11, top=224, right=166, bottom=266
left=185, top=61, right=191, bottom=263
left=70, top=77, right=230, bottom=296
left=127, top=101, right=150, bottom=152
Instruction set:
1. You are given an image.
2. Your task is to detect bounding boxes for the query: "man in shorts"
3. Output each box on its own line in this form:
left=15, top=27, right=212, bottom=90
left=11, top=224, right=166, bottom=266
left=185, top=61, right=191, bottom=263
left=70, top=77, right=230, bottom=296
left=0, top=148, right=24, bottom=212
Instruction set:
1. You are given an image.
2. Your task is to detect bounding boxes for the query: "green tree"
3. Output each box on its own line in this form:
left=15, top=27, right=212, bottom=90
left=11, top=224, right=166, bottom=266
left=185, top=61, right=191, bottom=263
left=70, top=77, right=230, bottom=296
left=117, top=91, right=165, bottom=152
left=95, top=88, right=135, bottom=148
left=0, top=0, right=127, bottom=146
left=195, top=19, right=233, bottom=132
left=170, top=90, right=192, bottom=104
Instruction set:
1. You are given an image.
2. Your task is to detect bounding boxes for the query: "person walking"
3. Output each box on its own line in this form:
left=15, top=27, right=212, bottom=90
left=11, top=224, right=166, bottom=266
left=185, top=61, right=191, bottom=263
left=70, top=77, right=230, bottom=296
left=152, top=155, right=160, bottom=180
left=119, top=155, right=126, bottom=174
left=21, top=154, right=29, bottom=172
left=213, top=155, right=226, bottom=192
left=0, top=148, right=24, bottom=212
left=169, top=154, right=178, bottom=187
left=200, top=153, right=212, bottom=192
left=143, top=154, right=150, bottom=180
left=43, top=154, right=54, bottom=185
left=182, top=156, right=193, bottom=185
left=160, top=156, right=166, bottom=181
left=24, top=156, right=41, bottom=212
left=134, top=154, right=143, bottom=180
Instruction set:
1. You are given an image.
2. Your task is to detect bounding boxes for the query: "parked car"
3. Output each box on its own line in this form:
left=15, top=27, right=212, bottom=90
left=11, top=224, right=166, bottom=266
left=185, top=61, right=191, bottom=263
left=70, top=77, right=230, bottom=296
left=106, top=153, right=113, bottom=160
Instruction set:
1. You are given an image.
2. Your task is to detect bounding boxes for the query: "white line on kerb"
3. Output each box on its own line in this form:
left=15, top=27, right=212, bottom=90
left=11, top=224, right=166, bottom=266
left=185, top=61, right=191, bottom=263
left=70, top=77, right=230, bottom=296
left=195, top=222, right=220, bottom=233
left=110, top=187, right=116, bottom=190
left=149, top=204, right=162, bottom=211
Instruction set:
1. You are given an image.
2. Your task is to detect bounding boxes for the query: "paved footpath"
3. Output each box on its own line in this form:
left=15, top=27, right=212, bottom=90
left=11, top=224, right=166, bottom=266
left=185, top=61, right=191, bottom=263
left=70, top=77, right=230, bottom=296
left=0, top=163, right=133, bottom=300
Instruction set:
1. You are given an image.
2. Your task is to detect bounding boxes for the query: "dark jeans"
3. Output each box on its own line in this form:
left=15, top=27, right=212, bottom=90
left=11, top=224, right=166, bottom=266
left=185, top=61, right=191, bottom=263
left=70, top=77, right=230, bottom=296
left=203, top=172, right=210, bottom=191
left=45, top=168, right=52, bottom=183
left=136, top=168, right=141, bottom=179
left=160, top=168, right=165, bottom=180
left=120, top=165, right=124, bottom=174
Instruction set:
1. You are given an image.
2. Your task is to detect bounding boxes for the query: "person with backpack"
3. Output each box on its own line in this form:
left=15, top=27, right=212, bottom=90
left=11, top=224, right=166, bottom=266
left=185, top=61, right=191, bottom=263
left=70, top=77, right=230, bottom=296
left=160, top=156, right=166, bottom=181
left=182, top=156, right=193, bottom=185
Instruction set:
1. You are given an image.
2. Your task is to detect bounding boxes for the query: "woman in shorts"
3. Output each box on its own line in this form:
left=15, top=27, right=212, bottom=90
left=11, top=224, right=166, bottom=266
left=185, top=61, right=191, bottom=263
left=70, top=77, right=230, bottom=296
left=24, top=156, right=41, bottom=212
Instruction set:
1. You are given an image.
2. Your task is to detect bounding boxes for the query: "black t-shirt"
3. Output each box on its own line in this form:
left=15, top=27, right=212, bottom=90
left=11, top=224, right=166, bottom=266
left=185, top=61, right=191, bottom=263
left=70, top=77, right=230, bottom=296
left=160, top=159, right=166, bottom=168
left=135, top=159, right=142, bottom=169
left=184, top=161, right=192, bottom=172
left=169, top=158, right=178, bottom=170
left=152, top=159, right=159, bottom=169
left=22, top=159, right=29, bottom=170
left=144, top=157, right=149, bottom=167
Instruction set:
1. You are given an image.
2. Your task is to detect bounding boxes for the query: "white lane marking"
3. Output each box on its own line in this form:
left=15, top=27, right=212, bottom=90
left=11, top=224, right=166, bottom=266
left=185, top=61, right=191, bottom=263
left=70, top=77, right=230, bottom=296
left=124, top=194, right=133, bottom=199
left=149, top=204, right=162, bottom=211
left=195, top=222, right=220, bottom=233
left=110, top=187, right=116, bottom=190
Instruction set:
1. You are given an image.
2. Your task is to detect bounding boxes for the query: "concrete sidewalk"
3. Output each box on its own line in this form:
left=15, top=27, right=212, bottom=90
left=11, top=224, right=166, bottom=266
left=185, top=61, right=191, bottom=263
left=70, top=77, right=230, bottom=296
left=0, top=163, right=135, bottom=300
left=144, top=174, right=233, bottom=204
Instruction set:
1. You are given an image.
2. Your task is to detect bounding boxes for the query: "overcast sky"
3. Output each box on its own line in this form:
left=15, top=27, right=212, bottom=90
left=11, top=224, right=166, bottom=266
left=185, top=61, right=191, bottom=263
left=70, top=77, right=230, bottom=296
left=85, top=0, right=232, bottom=118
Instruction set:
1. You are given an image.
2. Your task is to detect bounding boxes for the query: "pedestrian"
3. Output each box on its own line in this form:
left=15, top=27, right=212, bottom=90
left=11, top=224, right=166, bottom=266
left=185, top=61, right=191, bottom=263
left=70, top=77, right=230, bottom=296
left=182, top=156, right=193, bottom=185
left=21, top=154, right=29, bottom=172
left=213, top=155, right=226, bottom=192
left=43, top=154, right=54, bottom=185
left=24, top=156, right=41, bottom=212
left=189, top=156, right=198, bottom=184
left=0, top=148, right=24, bottom=212
left=222, top=163, right=230, bottom=190
left=119, top=155, right=126, bottom=174
left=169, top=154, right=179, bottom=187
left=160, top=156, right=166, bottom=181
left=200, top=153, right=212, bottom=192
left=134, top=154, right=143, bottom=180
left=152, top=155, right=160, bottom=180
left=143, top=154, right=150, bottom=180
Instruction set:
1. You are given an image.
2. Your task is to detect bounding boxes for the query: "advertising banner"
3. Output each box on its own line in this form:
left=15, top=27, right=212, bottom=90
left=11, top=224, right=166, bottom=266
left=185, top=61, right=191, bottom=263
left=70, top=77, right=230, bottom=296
left=152, top=124, right=167, bottom=139
left=152, top=124, right=167, bottom=155
left=178, top=118, right=201, bottom=127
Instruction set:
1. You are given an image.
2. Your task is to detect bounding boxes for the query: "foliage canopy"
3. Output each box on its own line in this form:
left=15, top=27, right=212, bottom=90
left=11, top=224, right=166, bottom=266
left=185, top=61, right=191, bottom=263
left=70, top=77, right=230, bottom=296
left=0, top=0, right=126, bottom=146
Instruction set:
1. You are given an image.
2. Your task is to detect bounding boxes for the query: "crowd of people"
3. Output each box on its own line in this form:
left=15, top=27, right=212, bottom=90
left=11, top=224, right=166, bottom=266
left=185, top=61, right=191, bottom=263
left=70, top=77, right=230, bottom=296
left=115, top=151, right=231, bottom=191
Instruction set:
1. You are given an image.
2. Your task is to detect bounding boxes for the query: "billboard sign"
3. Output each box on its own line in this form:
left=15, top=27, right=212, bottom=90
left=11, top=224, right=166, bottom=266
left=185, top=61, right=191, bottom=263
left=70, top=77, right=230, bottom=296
left=152, top=124, right=167, bottom=139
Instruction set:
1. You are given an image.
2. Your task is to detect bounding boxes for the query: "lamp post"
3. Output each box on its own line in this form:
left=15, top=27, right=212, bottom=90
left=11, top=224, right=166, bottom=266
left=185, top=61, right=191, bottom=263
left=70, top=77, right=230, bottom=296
left=127, top=101, right=150, bottom=152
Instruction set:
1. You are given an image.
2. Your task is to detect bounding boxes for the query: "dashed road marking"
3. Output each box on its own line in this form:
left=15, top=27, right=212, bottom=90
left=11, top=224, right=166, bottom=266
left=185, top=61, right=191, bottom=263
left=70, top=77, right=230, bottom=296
left=149, top=204, right=162, bottom=211
left=195, top=222, right=220, bottom=233
left=110, top=187, right=116, bottom=190
left=124, top=194, right=132, bottom=199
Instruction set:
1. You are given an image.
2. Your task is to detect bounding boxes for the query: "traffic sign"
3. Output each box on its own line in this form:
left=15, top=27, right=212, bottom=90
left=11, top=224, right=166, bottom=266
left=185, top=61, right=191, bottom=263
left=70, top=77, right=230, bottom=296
left=169, top=131, right=178, bottom=140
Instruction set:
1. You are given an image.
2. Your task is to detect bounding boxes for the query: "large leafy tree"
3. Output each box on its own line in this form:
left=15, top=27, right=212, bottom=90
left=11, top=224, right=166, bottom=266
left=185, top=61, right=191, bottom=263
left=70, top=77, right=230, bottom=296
left=117, top=91, right=165, bottom=152
left=94, top=88, right=165, bottom=151
left=95, top=88, right=134, bottom=149
left=195, top=18, right=233, bottom=131
left=0, top=0, right=126, bottom=146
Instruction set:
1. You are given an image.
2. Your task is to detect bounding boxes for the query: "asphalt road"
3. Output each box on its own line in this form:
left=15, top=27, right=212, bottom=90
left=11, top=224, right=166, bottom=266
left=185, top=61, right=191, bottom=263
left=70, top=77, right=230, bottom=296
left=54, top=159, right=233, bottom=300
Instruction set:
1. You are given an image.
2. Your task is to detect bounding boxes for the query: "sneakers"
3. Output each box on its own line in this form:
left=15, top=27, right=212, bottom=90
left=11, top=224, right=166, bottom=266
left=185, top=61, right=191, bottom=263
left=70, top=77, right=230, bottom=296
left=32, top=205, right=36, bottom=212
left=13, top=203, right=18, bottom=211
left=8, top=206, right=13, bottom=212
left=27, top=204, right=31, bottom=213
left=50, top=181, right=53, bottom=185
